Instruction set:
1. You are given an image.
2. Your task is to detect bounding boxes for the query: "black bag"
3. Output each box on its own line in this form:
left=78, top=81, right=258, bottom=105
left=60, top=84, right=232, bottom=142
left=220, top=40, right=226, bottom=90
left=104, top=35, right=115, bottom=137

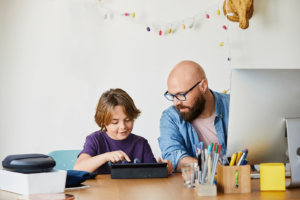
left=2, top=154, right=56, bottom=173
left=66, top=170, right=97, bottom=187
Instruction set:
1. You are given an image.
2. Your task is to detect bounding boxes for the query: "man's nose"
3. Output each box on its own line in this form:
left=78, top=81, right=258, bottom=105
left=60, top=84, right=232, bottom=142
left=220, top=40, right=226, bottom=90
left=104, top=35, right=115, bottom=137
left=173, top=97, right=182, bottom=107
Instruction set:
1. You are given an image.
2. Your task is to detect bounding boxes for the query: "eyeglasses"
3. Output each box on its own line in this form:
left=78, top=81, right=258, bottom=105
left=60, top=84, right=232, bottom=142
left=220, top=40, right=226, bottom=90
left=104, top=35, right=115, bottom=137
left=164, top=81, right=202, bottom=101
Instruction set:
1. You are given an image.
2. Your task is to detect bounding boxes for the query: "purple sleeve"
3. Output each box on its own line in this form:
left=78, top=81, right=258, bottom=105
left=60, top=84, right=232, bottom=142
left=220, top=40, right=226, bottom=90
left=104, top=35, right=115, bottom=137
left=78, top=134, right=98, bottom=158
left=142, top=140, right=157, bottom=163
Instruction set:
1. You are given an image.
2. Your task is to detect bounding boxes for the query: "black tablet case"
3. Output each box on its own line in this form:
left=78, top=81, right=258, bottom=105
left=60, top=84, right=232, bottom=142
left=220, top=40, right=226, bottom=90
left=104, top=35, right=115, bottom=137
left=110, top=163, right=168, bottom=179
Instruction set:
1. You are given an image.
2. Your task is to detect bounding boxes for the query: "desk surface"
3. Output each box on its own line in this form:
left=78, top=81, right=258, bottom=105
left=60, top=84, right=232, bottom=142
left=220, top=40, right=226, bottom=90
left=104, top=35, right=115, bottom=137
left=1, top=174, right=300, bottom=200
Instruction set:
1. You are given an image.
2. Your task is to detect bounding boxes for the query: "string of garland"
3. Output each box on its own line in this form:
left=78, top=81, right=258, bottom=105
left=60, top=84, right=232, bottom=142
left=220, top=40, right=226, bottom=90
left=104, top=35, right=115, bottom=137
left=95, top=0, right=233, bottom=93
left=98, top=0, right=224, bottom=35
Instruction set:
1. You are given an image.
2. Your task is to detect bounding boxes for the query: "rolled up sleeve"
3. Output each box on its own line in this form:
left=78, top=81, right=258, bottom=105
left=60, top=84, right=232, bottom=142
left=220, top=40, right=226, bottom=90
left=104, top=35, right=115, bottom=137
left=158, top=110, right=189, bottom=173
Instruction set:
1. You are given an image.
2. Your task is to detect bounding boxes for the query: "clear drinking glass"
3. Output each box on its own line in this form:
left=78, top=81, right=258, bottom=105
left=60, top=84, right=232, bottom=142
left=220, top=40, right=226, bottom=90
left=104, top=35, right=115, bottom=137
left=180, top=163, right=198, bottom=188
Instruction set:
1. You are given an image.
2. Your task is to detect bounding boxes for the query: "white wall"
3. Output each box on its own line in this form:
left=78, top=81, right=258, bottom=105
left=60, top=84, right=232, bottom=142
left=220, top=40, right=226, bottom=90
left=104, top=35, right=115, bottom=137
left=0, top=0, right=299, bottom=162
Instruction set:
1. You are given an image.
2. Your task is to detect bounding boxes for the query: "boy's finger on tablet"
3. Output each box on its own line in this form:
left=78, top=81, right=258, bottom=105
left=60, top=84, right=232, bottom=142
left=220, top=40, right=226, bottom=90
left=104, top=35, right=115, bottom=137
left=121, top=152, right=131, bottom=162
left=116, top=151, right=124, bottom=159
left=112, top=155, right=119, bottom=162
left=115, top=156, right=121, bottom=162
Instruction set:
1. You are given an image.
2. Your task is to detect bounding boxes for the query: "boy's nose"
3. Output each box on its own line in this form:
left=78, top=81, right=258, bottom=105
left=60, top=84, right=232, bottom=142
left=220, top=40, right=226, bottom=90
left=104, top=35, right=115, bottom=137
left=120, top=121, right=126, bottom=129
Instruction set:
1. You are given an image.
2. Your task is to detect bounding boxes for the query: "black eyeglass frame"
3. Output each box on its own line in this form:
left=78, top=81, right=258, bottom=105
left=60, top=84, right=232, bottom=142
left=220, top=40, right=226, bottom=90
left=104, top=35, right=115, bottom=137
left=164, top=81, right=202, bottom=101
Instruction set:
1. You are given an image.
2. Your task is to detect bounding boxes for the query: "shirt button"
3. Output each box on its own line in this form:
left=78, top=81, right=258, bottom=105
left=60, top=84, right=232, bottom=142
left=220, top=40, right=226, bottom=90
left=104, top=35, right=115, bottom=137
left=220, top=115, right=222, bottom=117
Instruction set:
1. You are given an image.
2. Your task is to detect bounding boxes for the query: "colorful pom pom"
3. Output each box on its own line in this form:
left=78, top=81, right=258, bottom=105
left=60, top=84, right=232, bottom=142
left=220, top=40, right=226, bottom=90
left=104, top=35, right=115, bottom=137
left=219, top=42, right=224, bottom=46
left=182, top=24, right=185, bottom=29
left=217, top=10, right=220, bottom=15
left=223, top=25, right=227, bottom=30
left=206, top=14, right=209, bottom=19
left=159, top=30, right=162, bottom=36
left=147, top=27, right=150, bottom=32
left=168, top=28, right=172, bottom=34
left=124, top=13, right=129, bottom=16
left=223, top=90, right=227, bottom=94
left=132, top=13, right=135, bottom=18
left=228, top=57, right=231, bottom=61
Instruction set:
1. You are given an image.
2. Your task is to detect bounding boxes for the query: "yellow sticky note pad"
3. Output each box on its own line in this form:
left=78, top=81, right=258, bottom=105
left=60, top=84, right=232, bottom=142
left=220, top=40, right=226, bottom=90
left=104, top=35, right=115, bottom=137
left=260, top=163, right=285, bottom=191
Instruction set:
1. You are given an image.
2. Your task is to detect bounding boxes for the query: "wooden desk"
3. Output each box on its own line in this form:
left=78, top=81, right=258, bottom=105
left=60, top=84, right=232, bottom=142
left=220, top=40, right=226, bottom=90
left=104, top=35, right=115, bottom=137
left=1, top=174, right=300, bottom=200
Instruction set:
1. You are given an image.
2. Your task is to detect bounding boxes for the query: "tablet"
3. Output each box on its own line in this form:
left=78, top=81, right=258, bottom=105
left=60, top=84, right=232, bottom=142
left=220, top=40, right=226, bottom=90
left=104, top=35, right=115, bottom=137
left=111, top=163, right=167, bottom=168
left=111, top=163, right=168, bottom=179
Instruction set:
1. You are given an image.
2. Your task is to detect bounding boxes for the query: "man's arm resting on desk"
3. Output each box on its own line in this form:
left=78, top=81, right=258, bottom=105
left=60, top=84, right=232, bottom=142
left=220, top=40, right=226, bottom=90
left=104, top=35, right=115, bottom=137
left=176, top=156, right=198, bottom=172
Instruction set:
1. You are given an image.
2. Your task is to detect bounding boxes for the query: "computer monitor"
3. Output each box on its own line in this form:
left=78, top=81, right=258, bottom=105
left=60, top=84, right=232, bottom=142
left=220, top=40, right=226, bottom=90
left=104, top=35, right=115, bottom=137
left=226, top=69, right=300, bottom=188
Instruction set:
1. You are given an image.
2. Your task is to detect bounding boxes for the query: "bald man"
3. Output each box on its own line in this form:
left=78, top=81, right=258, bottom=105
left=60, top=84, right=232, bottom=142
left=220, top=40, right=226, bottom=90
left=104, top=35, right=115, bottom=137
left=158, top=60, right=230, bottom=172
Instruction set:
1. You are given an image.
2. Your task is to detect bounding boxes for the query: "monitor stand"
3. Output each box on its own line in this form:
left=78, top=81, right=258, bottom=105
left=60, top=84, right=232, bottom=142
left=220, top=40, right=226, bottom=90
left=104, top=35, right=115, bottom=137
left=285, top=118, right=300, bottom=188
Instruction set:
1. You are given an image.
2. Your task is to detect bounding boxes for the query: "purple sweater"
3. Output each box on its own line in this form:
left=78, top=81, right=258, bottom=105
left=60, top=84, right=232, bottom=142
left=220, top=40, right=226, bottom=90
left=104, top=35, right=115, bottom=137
left=78, top=131, right=157, bottom=174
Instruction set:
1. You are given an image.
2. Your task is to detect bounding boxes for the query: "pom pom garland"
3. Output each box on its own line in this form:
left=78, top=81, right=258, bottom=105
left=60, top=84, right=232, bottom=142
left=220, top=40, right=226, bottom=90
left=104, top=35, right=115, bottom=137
left=97, top=0, right=232, bottom=92
left=98, top=2, right=227, bottom=38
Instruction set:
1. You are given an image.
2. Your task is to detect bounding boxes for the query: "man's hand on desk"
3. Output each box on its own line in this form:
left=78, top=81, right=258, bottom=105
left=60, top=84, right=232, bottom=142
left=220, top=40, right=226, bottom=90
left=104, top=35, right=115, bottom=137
left=176, top=157, right=198, bottom=172
left=176, top=156, right=222, bottom=174
left=157, top=157, right=174, bottom=174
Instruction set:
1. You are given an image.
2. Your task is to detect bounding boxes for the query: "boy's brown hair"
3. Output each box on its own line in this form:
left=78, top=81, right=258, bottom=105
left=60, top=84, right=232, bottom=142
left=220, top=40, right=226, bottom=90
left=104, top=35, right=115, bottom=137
left=94, top=88, right=141, bottom=132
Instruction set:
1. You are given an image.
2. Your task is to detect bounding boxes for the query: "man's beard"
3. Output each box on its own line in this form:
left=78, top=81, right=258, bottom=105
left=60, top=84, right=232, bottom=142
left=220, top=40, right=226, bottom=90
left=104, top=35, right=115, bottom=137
left=176, top=94, right=206, bottom=123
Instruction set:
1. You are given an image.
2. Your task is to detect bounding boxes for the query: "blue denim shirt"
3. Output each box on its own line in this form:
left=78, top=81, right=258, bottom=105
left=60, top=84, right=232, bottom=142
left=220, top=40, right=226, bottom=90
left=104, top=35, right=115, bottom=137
left=158, top=90, right=230, bottom=172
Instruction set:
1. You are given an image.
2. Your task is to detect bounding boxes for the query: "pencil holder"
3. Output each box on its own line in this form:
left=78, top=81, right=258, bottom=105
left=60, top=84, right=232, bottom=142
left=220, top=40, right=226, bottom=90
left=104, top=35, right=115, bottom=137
left=195, top=182, right=217, bottom=196
left=260, top=163, right=285, bottom=191
left=217, top=165, right=251, bottom=194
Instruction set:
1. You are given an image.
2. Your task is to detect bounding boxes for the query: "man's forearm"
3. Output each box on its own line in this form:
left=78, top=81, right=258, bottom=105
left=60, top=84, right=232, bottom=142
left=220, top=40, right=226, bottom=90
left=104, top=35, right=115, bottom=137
left=176, top=156, right=197, bottom=172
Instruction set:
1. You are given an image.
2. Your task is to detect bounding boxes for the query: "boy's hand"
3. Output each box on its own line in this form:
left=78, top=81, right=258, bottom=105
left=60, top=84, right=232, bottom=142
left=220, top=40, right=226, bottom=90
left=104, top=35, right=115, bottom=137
left=157, top=157, right=174, bottom=174
left=105, top=151, right=131, bottom=163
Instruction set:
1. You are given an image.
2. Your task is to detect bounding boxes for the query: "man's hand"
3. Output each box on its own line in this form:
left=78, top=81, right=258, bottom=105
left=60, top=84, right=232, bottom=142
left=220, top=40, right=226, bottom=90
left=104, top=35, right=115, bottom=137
left=176, top=157, right=198, bottom=172
left=157, top=157, right=174, bottom=174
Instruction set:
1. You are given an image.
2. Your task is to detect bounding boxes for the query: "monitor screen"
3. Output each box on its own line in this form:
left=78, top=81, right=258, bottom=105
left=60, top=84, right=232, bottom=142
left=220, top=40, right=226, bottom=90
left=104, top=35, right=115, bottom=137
left=226, top=69, right=300, bottom=165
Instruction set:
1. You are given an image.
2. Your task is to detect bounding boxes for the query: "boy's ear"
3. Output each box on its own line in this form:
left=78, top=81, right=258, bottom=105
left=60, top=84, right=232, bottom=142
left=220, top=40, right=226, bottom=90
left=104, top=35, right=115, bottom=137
left=101, top=124, right=107, bottom=132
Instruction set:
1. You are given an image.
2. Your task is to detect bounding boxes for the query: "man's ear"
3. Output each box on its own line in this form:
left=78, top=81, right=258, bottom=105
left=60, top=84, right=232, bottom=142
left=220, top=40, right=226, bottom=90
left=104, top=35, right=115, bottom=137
left=201, top=79, right=209, bottom=94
